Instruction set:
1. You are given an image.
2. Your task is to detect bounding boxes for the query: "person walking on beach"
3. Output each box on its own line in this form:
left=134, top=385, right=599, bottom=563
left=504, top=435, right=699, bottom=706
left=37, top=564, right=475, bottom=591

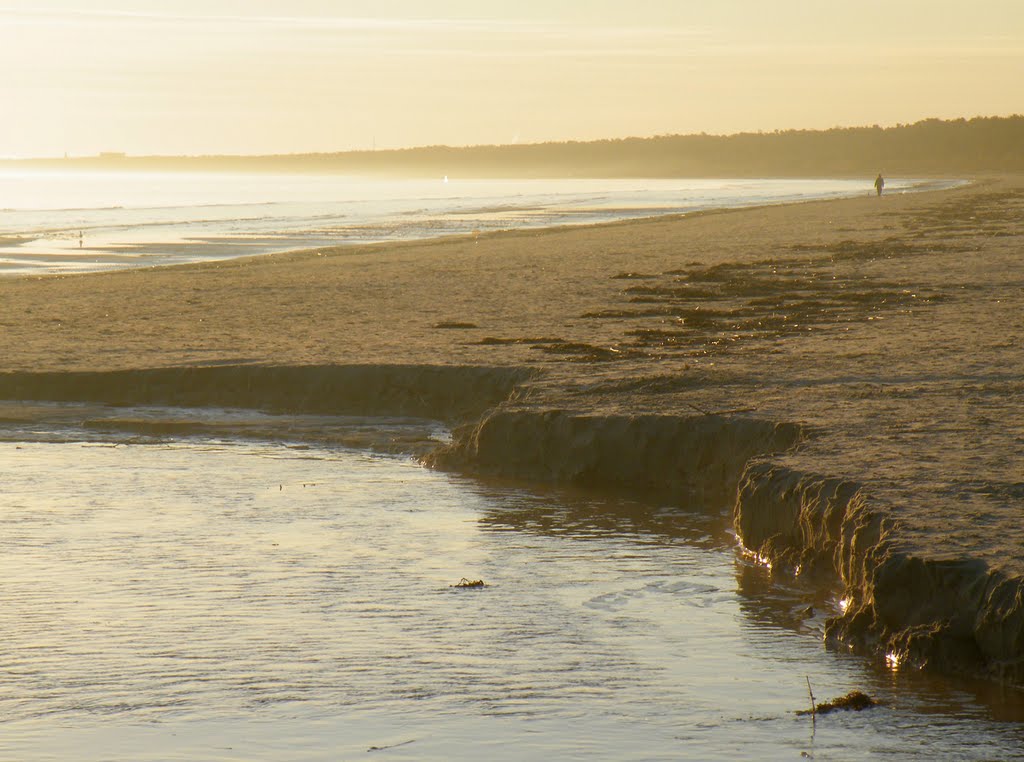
left=874, top=173, right=885, bottom=196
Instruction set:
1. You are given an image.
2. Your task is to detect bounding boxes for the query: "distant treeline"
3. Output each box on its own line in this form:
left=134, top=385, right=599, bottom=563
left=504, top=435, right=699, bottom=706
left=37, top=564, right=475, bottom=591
left=9, top=115, right=1024, bottom=178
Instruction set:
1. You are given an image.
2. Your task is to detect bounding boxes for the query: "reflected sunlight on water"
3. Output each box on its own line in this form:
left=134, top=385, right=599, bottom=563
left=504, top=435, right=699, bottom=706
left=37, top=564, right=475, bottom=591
left=1, top=421, right=1022, bottom=760
left=0, top=173, right=953, bottom=276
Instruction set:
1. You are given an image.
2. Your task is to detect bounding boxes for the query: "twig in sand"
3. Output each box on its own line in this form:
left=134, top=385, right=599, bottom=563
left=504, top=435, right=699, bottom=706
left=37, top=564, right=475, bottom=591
left=368, top=739, right=416, bottom=752
left=806, top=676, right=817, bottom=726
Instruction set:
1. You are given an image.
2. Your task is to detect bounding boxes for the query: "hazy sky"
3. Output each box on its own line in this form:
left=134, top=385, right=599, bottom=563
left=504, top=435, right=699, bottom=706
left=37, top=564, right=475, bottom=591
left=2, top=1, right=1022, bottom=157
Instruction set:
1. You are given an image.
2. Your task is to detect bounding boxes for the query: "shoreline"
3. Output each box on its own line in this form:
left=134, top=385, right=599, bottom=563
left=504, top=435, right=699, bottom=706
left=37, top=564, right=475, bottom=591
left=2, top=176, right=1023, bottom=687
left=0, top=176, right=960, bottom=278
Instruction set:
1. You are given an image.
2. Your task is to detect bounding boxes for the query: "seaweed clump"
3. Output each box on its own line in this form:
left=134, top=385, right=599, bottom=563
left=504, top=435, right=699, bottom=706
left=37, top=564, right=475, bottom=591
left=451, top=578, right=486, bottom=589
left=797, top=690, right=879, bottom=716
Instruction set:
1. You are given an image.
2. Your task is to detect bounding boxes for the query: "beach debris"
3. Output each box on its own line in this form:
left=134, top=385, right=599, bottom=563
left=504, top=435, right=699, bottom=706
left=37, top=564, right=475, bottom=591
left=433, top=321, right=479, bottom=329
left=537, top=341, right=631, bottom=362
left=368, top=739, right=416, bottom=752
left=477, top=336, right=563, bottom=345
left=797, top=688, right=879, bottom=717
left=814, top=691, right=879, bottom=714
left=610, top=271, right=658, bottom=280
left=451, top=578, right=486, bottom=588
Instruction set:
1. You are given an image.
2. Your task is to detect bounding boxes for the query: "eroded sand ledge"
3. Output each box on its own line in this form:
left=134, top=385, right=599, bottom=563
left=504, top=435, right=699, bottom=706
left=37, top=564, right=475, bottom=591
left=2, top=177, right=1023, bottom=686
left=0, top=365, right=533, bottom=421
left=426, top=408, right=802, bottom=507
left=734, top=464, right=1024, bottom=684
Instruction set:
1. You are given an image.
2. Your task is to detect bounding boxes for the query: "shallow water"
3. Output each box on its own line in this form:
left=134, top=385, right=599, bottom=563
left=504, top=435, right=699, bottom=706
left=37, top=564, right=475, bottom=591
left=1, top=412, right=1022, bottom=760
left=0, top=173, right=948, bottom=275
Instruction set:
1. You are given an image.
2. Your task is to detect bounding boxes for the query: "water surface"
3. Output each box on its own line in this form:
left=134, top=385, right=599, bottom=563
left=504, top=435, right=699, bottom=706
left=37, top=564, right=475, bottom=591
left=1, top=410, right=1021, bottom=760
left=0, top=173, right=950, bottom=275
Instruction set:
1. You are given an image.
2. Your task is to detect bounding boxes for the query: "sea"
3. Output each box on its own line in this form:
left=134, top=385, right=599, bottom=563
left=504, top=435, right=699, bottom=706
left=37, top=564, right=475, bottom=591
left=0, top=170, right=953, bottom=276
left=2, top=171, right=1018, bottom=760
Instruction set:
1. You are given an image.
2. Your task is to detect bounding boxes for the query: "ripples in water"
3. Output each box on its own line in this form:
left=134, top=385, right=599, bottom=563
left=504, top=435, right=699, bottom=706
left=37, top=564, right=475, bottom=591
left=1, top=422, right=1022, bottom=760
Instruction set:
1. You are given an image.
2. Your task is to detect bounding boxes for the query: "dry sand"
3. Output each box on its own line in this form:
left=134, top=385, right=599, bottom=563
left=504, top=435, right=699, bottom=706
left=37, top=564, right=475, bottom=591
left=2, top=176, right=1024, bottom=682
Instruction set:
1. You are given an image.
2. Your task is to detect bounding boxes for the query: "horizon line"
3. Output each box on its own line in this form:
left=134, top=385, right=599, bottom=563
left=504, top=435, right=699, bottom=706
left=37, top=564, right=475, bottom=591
left=2, top=112, right=1019, bottom=164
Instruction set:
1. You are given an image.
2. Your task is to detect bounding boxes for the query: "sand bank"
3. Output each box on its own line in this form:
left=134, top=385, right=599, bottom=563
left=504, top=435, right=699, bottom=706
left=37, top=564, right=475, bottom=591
left=2, top=176, right=1024, bottom=685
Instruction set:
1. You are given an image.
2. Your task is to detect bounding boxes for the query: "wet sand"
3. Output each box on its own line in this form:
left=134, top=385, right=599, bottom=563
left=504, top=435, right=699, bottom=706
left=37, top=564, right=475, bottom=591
left=2, top=176, right=1023, bottom=683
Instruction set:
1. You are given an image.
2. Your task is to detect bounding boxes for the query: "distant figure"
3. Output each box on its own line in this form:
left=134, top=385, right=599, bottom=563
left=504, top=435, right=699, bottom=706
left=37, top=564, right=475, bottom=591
left=78, top=231, right=83, bottom=248
left=874, top=173, right=885, bottom=196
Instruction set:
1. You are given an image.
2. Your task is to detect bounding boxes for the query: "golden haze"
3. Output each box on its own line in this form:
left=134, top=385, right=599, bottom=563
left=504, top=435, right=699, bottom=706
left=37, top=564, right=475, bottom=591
left=0, top=0, right=1022, bottom=158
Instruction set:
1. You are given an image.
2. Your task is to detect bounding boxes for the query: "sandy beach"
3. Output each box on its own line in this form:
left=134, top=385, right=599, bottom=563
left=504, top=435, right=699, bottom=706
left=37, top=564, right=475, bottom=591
left=2, top=176, right=1023, bottom=684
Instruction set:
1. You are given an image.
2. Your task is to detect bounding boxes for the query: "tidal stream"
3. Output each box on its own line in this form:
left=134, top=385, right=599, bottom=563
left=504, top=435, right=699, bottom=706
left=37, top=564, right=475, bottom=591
left=1, top=409, right=1022, bottom=760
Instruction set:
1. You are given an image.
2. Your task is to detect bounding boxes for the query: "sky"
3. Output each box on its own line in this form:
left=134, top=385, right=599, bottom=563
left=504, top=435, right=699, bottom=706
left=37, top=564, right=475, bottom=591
left=1, top=1, right=1022, bottom=157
